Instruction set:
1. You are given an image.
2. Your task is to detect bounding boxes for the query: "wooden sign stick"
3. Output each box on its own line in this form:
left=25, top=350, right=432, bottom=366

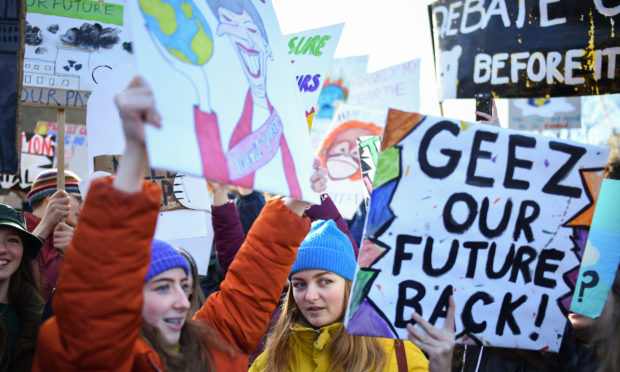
left=56, top=108, right=66, bottom=191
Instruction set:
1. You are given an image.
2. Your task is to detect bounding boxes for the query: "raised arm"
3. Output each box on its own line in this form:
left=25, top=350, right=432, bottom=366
left=195, top=197, right=310, bottom=354
left=33, top=76, right=163, bottom=371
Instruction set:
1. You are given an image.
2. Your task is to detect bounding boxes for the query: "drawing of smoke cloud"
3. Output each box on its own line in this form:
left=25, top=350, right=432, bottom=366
left=60, top=23, right=120, bottom=51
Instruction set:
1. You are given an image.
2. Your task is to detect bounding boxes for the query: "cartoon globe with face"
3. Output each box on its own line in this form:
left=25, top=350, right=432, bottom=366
left=139, top=0, right=213, bottom=65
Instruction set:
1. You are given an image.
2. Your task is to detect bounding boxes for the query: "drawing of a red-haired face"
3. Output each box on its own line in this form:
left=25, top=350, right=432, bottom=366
left=319, top=121, right=382, bottom=181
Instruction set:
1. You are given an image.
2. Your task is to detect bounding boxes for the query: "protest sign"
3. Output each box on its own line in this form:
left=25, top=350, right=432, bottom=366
left=348, top=59, right=420, bottom=114
left=128, top=0, right=318, bottom=203
left=509, top=97, right=581, bottom=131
left=345, top=109, right=609, bottom=351
left=0, top=0, right=22, bottom=174
left=430, top=0, right=620, bottom=99
left=34, top=121, right=89, bottom=178
left=285, top=23, right=343, bottom=129
left=318, top=104, right=386, bottom=219
left=310, top=55, right=369, bottom=150
left=570, top=179, right=620, bottom=318
left=357, top=135, right=382, bottom=210
left=0, top=132, right=55, bottom=191
left=23, top=0, right=133, bottom=97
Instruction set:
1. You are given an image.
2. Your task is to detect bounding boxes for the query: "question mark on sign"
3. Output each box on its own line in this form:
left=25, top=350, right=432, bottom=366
left=577, top=270, right=600, bottom=302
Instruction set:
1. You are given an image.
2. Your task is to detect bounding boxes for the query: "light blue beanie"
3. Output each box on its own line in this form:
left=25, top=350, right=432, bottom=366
left=291, top=220, right=357, bottom=281
left=145, top=239, right=190, bottom=282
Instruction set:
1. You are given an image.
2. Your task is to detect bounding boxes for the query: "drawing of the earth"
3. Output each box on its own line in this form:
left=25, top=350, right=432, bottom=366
left=139, top=0, right=213, bottom=65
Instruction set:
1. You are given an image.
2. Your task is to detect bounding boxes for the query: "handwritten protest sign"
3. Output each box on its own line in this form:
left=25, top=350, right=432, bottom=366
left=348, top=59, right=420, bottom=114
left=34, top=121, right=89, bottom=178
left=318, top=104, right=386, bottom=219
left=357, top=135, right=381, bottom=210
left=285, top=23, right=343, bottom=129
left=430, top=0, right=620, bottom=99
left=570, top=179, right=620, bottom=318
left=345, top=109, right=609, bottom=351
left=23, top=0, right=133, bottom=96
left=310, top=55, right=369, bottom=150
left=509, top=97, right=581, bottom=131
left=128, top=0, right=318, bottom=203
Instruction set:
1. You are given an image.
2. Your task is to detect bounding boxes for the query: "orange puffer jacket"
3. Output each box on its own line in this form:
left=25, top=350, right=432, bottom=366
left=33, top=178, right=310, bottom=371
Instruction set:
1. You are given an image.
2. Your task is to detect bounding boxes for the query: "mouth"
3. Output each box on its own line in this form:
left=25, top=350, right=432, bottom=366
left=307, top=306, right=324, bottom=314
left=236, top=42, right=261, bottom=78
left=0, top=260, right=9, bottom=266
left=326, top=155, right=360, bottom=179
left=164, top=317, right=185, bottom=331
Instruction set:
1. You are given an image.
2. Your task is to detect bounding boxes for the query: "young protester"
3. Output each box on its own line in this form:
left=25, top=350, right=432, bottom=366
left=250, top=219, right=456, bottom=372
left=0, top=203, right=44, bottom=371
left=24, top=169, right=82, bottom=301
left=32, top=76, right=322, bottom=371
left=208, top=177, right=355, bottom=364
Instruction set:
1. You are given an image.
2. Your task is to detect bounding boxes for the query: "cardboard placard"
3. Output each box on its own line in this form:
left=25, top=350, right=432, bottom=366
left=348, top=59, right=421, bottom=114
left=128, top=0, right=318, bottom=203
left=285, top=23, right=343, bottom=129
left=23, top=0, right=133, bottom=96
left=430, top=0, right=620, bottom=99
left=357, top=135, right=382, bottom=210
left=508, top=97, right=581, bottom=131
left=570, top=179, right=620, bottom=318
left=345, top=109, right=609, bottom=351
left=310, top=55, right=369, bottom=150
left=318, top=104, right=386, bottom=219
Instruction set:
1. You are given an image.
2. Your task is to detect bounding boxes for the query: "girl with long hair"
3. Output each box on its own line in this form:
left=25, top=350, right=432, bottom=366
left=0, top=203, right=44, bottom=371
left=33, top=76, right=325, bottom=371
left=250, top=219, right=455, bottom=372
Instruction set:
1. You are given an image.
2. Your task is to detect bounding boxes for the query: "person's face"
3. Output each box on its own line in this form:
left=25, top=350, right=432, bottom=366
left=325, top=127, right=375, bottom=180
left=142, top=268, right=191, bottom=346
left=66, top=194, right=82, bottom=227
left=216, top=8, right=270, bottom=98
left=0, top=226, right=24, bottom=284
left=569, top=285, right=618, bottom=342
left=291, top=269, right=346, bottom=328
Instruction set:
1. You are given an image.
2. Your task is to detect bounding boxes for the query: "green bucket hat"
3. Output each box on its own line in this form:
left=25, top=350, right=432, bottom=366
left=0, top=204, right=43, bottom=258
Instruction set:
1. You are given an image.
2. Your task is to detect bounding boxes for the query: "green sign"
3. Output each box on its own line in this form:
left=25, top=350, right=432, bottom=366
left=27, top=0, right=123, bottom=26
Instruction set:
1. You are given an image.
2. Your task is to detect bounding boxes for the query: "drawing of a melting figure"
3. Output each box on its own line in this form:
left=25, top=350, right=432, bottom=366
left=139, top=0, right=301, bottom=198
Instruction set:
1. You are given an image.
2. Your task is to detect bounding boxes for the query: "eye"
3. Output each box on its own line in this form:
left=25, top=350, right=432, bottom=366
left=222, top=15, right=232, bottom=22
left=7, top=237, right=21, bottom=245
left=182, top=283, right=192, bottom=294
left=248, top=27, right=257, bottom=33
left=320, top=279, right=333, bottom=286
left=154, top=284, right=170, bottom=293
left=292, top=282, right=306, bottom=289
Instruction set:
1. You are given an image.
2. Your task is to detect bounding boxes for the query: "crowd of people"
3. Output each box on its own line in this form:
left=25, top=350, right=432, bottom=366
left=0, top=76, right=618, bottom=372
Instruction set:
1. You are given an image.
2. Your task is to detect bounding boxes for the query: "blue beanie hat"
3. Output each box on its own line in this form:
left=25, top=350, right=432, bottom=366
left=291, top=220, right=357, bottom=281
left=145, top=239, right=190, bottom=282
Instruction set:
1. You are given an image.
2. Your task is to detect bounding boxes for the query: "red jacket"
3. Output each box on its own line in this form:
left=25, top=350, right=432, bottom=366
left=33, top=178, right=310, bottom=371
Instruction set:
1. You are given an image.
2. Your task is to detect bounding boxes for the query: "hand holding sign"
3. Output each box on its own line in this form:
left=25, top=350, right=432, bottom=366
left=407, top=295, right=456, bottom=372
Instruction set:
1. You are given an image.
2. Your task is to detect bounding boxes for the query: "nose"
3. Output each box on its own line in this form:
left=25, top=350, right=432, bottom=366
left=173, top=286, right=191, bottom=312
left=305, top=284, right=319, bottom=303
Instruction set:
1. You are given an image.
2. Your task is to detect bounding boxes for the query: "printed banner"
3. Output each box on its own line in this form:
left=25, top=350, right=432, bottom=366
left=310, top=55, right=369, bottom=150
left=430, top=0, right=620, bottom=99
left=23, top=0, right=133, bottom=94
left=285, top=23, right=343, bottom=129
left=570, top=179, right=620, bottom=318
left=318, top=104, right=386, bottom=219
left=348, top=59, right=420, bottom=114
left=508, top=97, right=581, bottom=131
left=345, top=109, right=609, bottom=351
left=357, top=135, right=381, bottom=211
left=128, top=0, right=318, bottom=203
